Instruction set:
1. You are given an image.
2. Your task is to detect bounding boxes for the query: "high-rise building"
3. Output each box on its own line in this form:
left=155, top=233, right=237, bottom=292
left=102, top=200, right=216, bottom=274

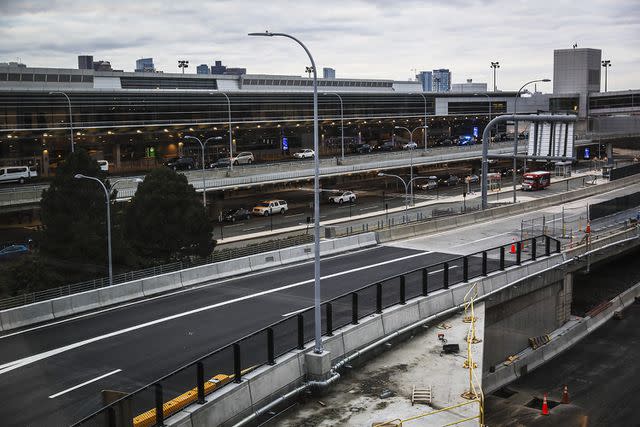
left=196, top=64, right=210, bottom=74
left=78, top=55, right=93, bottom=70
left=211, top=60, right=226, bottom=75
left=323, top=67, right=336, bottom=79
left=432, top=69, right=451, bottom=92
left=553, top=48, right=601, bottom=94
left=416, top=71, right=432, bottom=91
left=135, top=58, right=155, bottom=73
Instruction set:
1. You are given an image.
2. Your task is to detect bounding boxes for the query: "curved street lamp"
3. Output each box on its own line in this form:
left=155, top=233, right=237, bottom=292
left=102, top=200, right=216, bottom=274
left=49, top=91, right=74, bottom=153
left=185, top=135, right=222, bottom=208
left=322, top=92, right=344, bottom=162
left=249, top=31, right=324, bottom=354
left=512, top=79, right=551, bottom=203
left=394, top=125, right=427, bottom=205
left=74, top=175, right=142, bottom=287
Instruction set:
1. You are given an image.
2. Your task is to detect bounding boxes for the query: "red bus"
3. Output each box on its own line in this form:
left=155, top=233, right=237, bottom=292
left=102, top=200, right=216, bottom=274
left=521, top=171, right=551, bottom=191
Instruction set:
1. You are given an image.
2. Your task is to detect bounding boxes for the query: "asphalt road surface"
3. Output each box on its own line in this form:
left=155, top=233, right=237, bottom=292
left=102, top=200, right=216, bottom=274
left=0, top=244, right=471, bottom=426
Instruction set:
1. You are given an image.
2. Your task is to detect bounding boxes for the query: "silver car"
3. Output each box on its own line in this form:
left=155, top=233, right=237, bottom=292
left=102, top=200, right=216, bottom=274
left=230, top=152, right=254, bottom=165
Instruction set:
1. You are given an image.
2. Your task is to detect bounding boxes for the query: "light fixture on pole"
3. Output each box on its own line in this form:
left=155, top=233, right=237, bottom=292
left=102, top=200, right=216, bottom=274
left=49, top=91, right=74, bottom=152
left=210, top=91, right=234, bottom=171
left=74, top=175, right=142, bottom=287
left=394, top=125, right=426, bottom=206
left=512, top=79, right=551, bottom=204
left=601, top=60, right=611, bottom=92
left=322, top=92, right=344, bottom=162
left=490, top=61, right=500, bottom=92
left=377, top=172, right=427, bottom=217
left=185, top=135, right=221, bottom=208
left=474, top=93, right=492, bottom=140
left=178, top=60, right=189, bottom=74
left=250, top=30, right=323, bottom=354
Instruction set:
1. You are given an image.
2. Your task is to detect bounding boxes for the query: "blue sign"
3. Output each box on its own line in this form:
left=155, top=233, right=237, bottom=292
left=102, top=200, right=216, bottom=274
left=473, top=126, right=479, bottom=137
left=584, top=147, right=590, bottom=159
left=282, top=137, right=288, bottom=151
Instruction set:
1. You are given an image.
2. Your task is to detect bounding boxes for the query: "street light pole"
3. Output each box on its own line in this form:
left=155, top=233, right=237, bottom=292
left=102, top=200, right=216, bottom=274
left=377, top=173, right=427, bottom=217
left=49, top=91, right=74, bottom=153
left=220, top=92, right=234, bottom=171
left=512, top=79, right=551, bottom=204
left=73, top=175, right=142, bottom=287
left=185, top=135, right=220, bottom=208
left=409, top=93, right=428, bottom=152
left=395, top=125, right=426, bottom=206
left=490, top=61, right=500, bottom=92
left=601, top=60, right=611, bottom=92
left=323, top=92, right=344, bottom=162
left=250, top=31, right=323, bottom=354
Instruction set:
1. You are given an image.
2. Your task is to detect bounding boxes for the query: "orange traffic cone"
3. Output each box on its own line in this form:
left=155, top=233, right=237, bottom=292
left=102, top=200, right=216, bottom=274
left=561, top=385, right=570, bottom=404
left=510, top=239, right=517, bottom=254
left=541, top=393, right=550, bottom=415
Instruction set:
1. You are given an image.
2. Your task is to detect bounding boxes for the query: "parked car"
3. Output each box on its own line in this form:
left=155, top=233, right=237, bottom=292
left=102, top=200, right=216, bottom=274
left=210, top=157, right=231, bottom=168
left=221, top=208, right=251, bottom=222
left=230, top=152, right=254, bottom=165
left=164, top=157, right=195, bottom=170
left=329, top=191, right=356, bottom=204
left=419, top=176, right=439, bottom=190
left=0, top=244, right=30, bottom=260
left=441, top=175, right=460, bottom=186
left=467, top=174, right=479, bottom=184
left=97, top=160, right=109, bottom=173
left=354, top=144, right=372, bottom=154
left=252, top=200, right=288, bottom=216
left=0, top=166, right=38, bottom=184
left=402, top=142, right=418, bottom=150
left=293, top=149, right=315, bottom=159
left=376, top=141, right=395, bottom=151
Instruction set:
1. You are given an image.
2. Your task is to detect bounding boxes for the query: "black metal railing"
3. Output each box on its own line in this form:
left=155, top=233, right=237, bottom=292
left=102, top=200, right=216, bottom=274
left=72, top=234, right=561, bottom=427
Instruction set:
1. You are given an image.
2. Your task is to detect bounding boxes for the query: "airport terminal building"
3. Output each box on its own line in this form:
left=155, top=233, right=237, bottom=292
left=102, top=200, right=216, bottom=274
left=0, top=47, right=637, bottom=174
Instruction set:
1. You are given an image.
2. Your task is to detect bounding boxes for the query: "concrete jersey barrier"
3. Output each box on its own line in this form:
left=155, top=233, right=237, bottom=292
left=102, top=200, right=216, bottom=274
left=0, top=233, right=378, bottom=332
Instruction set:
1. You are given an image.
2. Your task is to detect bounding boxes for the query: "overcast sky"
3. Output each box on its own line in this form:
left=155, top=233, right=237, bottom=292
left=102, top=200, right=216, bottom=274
left=1, top=0, right=638, bottom=91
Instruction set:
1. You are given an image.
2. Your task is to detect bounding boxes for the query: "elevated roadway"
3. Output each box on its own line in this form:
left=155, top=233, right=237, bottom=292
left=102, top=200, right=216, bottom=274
left=0, top=175, right=638, bottom=425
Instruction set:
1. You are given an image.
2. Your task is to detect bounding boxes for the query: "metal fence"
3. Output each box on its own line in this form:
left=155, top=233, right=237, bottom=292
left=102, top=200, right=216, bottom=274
left=0, top=234, right=313, bottom=310
left=72, top=234, right=561, bottom=427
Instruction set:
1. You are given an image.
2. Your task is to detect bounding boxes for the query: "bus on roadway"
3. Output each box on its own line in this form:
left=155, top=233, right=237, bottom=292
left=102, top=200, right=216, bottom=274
left=521, top=171, right=551, bottom=191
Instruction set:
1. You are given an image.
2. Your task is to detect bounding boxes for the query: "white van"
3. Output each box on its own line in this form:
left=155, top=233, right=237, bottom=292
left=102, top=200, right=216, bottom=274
left=0, top=166, right=38, bottom=184
left=97, top=160, right=109, bottom=173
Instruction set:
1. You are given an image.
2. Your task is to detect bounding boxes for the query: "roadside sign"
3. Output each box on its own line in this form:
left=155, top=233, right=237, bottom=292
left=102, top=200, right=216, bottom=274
left=282, top=137, right=289, bottom=151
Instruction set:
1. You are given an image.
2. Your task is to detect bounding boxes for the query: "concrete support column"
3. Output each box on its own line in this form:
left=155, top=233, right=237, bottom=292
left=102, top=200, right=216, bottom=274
left=41, top=149, right=50, bottom=177
left=557, top=273, right=573, bottom=325
left=305, top=350, right=332, bottom=381
left=112, top=143, right=121, bottom=169
left=606, top=143, right=614, bottom=166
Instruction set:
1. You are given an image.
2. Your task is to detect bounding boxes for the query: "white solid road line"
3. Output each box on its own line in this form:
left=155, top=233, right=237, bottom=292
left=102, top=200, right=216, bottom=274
left=451, top=231, right=515, bottom=247
left=48, top=369, right=122, bottom=399
left=0, top=246, right=384, bottom=340
left=0, top=251, right=430, bottom=376
left=280, top=264, right=456, bottom=317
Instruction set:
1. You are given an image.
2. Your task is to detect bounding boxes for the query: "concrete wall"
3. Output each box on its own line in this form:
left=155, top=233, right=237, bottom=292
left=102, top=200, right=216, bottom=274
left=484, top=280, right=562, bottom=369
left=484, top=280, right=640, bottom=394
left=0, top=233, right=377, bottom=332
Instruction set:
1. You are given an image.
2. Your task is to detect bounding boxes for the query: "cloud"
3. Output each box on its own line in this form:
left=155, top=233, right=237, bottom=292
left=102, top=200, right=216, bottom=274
left=0, top=0, right=637, bottom=90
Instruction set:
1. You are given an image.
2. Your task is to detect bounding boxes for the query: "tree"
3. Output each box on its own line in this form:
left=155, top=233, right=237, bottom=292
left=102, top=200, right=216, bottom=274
left=40, top=149, right=110, bottom=266
left=125, top=168, right=213, bottom=262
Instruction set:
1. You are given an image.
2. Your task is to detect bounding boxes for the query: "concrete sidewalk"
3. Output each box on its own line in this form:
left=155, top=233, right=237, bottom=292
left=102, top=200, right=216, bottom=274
left=273, top=305, right=485, bottom=427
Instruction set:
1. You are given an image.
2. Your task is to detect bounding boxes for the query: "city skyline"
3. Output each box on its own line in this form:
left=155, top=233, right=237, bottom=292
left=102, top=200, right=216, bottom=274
left=0, top=0, right=638, bottom=91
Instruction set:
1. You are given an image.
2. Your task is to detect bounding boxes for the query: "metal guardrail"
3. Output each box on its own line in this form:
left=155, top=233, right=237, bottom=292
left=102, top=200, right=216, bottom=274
left=72, top=234, right=561, bottom=427
left=0, top=234, right=313, bottom=311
